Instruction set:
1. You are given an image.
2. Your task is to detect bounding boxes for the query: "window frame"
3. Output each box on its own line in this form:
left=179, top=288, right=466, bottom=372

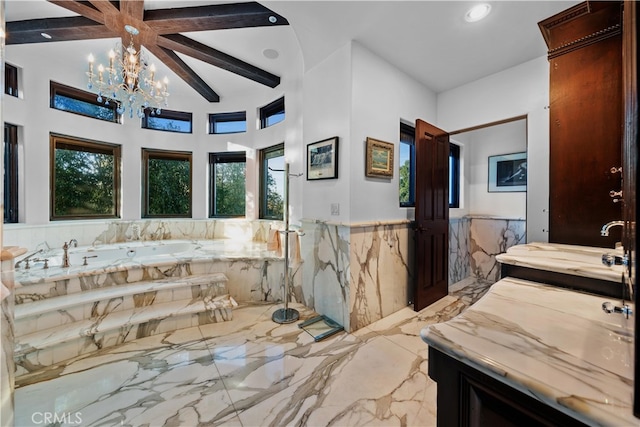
left=4, top=123, right=19, bottom=223
left=141, top=148, right=193, bottom=218
left=141, top=108, right=193, bottom=134
left=5, top=63, right=18, bottom=98
left=449, top=143, right=461, bottom=208
left=50, top=133, right=121, bottom=221
left=209, top=111, right=247, bottom=134
left=50, top=81, right=121, bottom=123
left=259, top=97, right=285, bottom=129
left=209, top=151, right=247, bottom=218
left=259, top=143, right=285, bottom=220
left=399, top=122, right=416, bottom=208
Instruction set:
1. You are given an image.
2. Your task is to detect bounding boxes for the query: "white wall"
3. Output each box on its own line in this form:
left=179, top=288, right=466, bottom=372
left=4, top=36, right=303, bottom=225
left=464, top=120, right=527, bottom=218
left=301, top=43, right=352, bottom=222
left=437, top=56, right=550, bottom=242
left=349, top=42, right=437, bottom=223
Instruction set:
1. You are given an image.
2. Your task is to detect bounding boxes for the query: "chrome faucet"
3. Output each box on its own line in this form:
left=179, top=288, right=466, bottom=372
left=602, top=301, right=633, bottom=318
left=15, top=249, right=43, bottom=269
left=600, top=221, right=624, bottom=236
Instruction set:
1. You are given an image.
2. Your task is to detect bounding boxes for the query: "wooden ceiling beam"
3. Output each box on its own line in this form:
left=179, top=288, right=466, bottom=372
left=144, top=2, right=288, bottom=34
left=145, top=44, right=220, bottom=102
left=121, top=0, right=145, bottom=22
left=158, top=34, right=280, bottom=88
left=46, top=1, right=105, bottom=24
left=6, top=16, right=113, bottom=45
left=87, top=0, right=120, bottom=16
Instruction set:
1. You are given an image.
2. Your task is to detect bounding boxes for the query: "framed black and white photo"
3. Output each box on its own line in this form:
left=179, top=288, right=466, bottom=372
left=488, top=152, right=527, bottom=192
left=307, top=136, right=339, bottom=180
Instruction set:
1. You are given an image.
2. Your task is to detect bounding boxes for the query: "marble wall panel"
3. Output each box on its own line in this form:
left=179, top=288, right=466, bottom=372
left=300, top=220, right=413, bottom=333
left=349, top=223, right=413, bottom=332
left=300, top=221, right=351, bottom=331
left=469, top=217, right=526, bottom=283
left=0, top=259, right=15, bottom=427
left=449, top=218, right=471, bottom=285
left=3, top=219, right=282, bottom=251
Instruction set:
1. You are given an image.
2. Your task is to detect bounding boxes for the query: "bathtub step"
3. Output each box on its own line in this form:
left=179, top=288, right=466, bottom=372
left=14, top=273, right=229, bottom=337
left=15, top=273, right=229, bottom=320
left=14, top=294, right=237, bottom=374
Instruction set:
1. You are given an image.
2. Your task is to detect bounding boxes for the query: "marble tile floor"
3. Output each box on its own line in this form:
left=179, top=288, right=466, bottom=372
left=14, top=278, right=491, bottom=427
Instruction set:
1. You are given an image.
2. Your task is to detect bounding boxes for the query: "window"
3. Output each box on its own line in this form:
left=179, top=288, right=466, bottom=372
left=5, top=64, right=18, bottom=97
left=209, top=152, right=246, bottom=217
left=50, top=81, right=120, bottom=123
left=449, top=143, right=461, bottom=208
left=399, top=123, right=416, bottom=207
left=50, top=134, right=120, bottom=220
left=259, top=97, right=285, bottom=129
left=209, top=112, right=247, bottom=134
left=260, top=143, right=285, bottom=219
left=142, top=149, right=192, bottom=218
left=141, top=108, right=192, bottom=133
left=4, top=124, right=18, bottom=223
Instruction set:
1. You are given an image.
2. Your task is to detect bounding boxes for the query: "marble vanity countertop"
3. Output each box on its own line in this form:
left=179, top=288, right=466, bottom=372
left=421, top=277, right=636, bottom=426
left=496, top=242, right=624, bottom=283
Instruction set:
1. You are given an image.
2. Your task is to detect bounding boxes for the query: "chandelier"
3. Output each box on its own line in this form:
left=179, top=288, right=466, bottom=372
left=86, top=25, right=169, bottom=119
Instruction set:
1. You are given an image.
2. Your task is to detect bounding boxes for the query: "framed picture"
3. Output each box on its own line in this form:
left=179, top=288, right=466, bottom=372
left=488, top=152, right=527, bottom=192
left=307, top=136, right=339, bottom=180
left=365, top=137, right=394, bottom=178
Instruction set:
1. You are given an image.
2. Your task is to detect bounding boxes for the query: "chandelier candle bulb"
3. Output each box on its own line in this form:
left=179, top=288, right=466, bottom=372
left=85, top=24, right=169, bottom=119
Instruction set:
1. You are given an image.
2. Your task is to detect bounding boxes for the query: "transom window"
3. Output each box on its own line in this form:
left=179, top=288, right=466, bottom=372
left=209, top=112, right=247, bottom=134
left=142, top=148, right=192, bottom=218
left=259, top=143, right=285, bottom=219
left=50, top=133, right=121, bottom=220
left=5, top=64, right=18, bottom=98
left=259, top=97, right=285, bottom=129
left=141, top=108, right=192, bottom=133
left=209, top=152, right=246, bottom=217
left=50, top=81, right=120, bottom=123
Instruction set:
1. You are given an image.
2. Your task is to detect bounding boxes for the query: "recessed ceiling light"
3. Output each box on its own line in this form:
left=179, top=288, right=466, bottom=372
left=465, top=3, right=491, bottom=23
left=41, top=32, right=52, bottom=39
left=263, top=48, right=279, bottom=59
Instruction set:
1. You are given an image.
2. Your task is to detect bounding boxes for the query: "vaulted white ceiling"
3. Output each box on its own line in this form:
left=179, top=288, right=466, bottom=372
left=5, top=0, right=580, bottom=100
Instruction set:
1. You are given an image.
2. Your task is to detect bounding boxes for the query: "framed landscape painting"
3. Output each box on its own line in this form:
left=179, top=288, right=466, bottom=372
left=365, top=137, right=394, bottom=178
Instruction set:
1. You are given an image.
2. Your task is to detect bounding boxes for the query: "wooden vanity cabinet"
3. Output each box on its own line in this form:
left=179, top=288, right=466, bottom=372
left=539, top=1, right=623, bottom=248
left=429, top=347, right=588, bottom=427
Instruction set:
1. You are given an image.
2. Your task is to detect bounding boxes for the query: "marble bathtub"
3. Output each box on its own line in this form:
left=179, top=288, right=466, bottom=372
left=13, top=239, right=301, bottom=376
left=14, top=239, right=296, bottom=304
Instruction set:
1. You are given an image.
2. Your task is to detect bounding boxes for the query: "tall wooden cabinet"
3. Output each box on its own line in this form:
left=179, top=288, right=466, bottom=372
left=539, top=1, right=623, bottom=248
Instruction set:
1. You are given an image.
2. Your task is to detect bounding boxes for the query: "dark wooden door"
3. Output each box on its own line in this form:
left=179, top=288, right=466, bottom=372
left=414, top=119, right=449, bottom=311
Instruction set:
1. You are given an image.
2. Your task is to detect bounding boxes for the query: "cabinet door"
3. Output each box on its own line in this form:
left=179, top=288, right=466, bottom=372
left=549, top=33, right=622, bottom=247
